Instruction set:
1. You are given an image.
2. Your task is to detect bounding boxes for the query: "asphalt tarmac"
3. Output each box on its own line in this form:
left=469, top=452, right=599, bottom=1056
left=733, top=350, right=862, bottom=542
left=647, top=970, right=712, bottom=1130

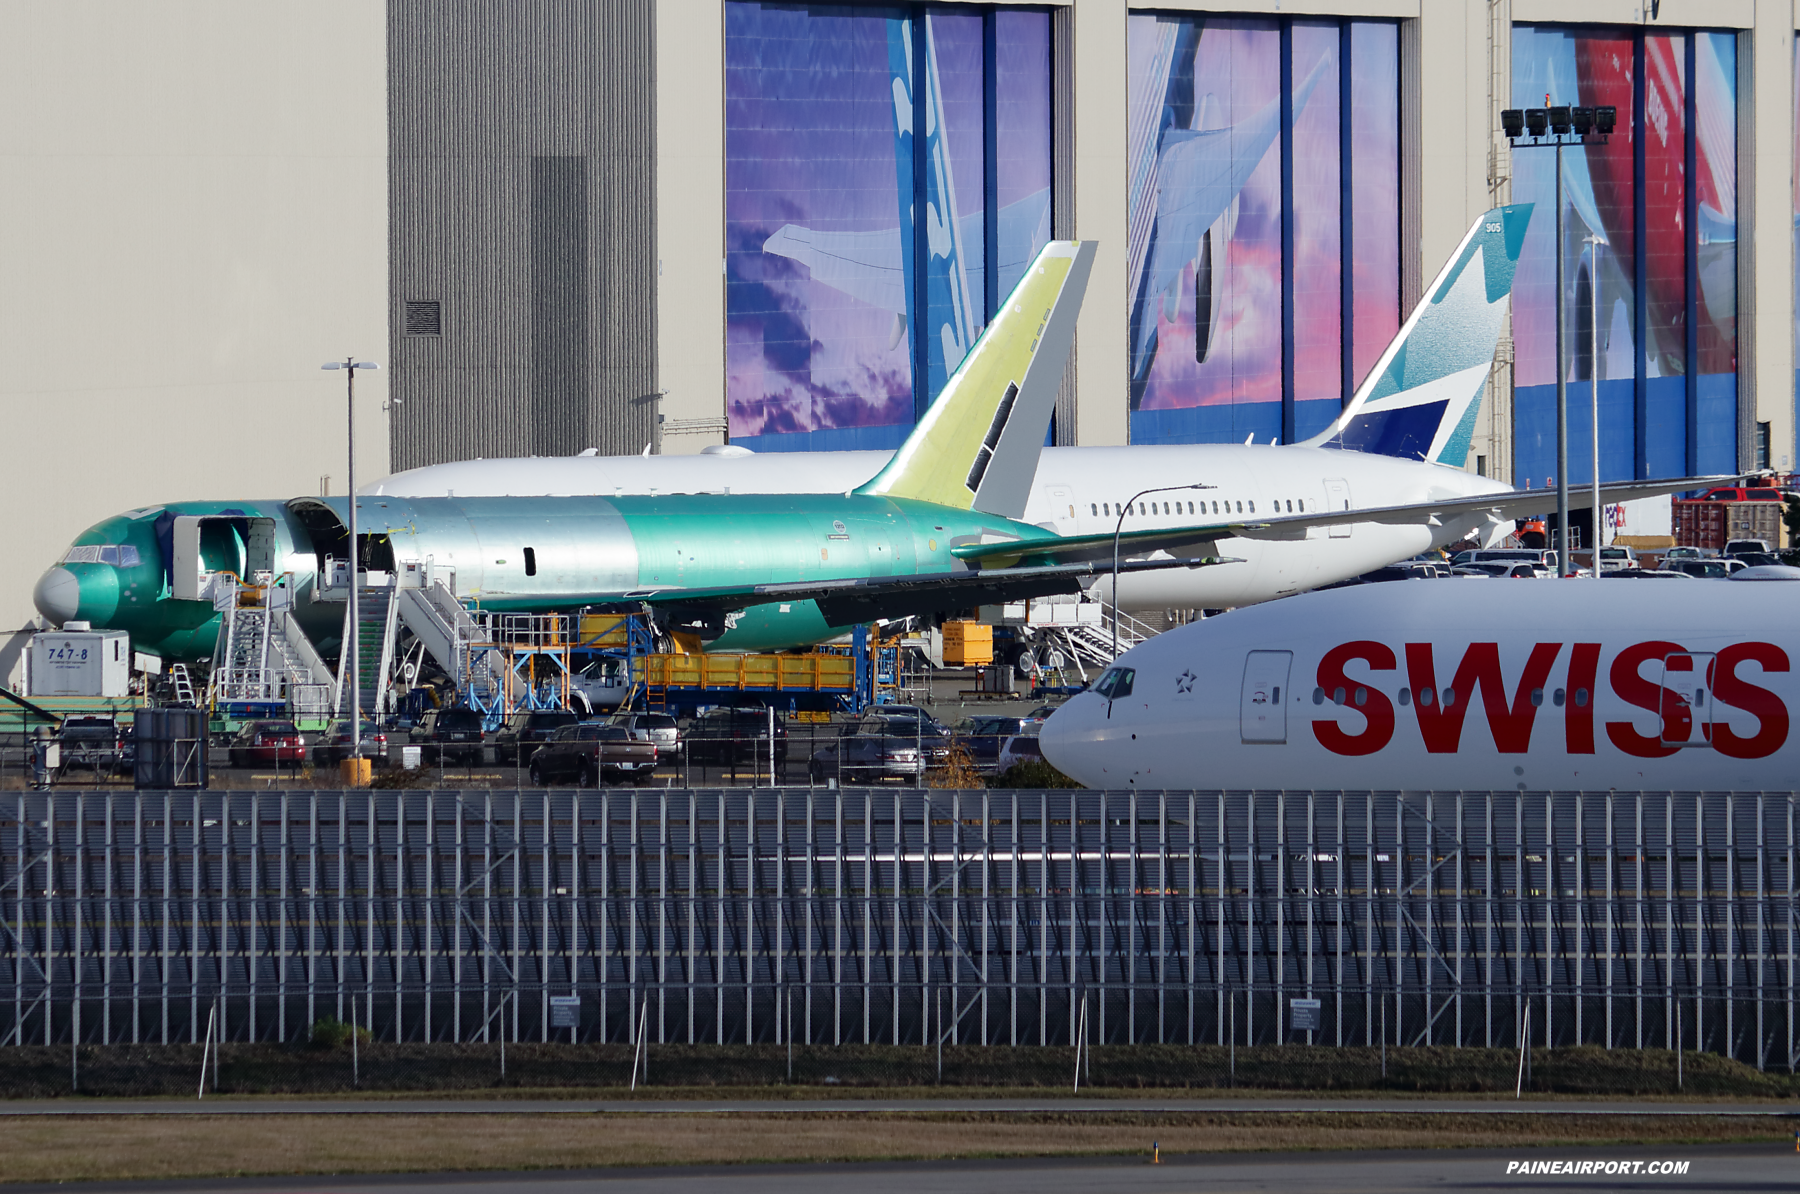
left=2, top=1143, right=1785, bottom=1194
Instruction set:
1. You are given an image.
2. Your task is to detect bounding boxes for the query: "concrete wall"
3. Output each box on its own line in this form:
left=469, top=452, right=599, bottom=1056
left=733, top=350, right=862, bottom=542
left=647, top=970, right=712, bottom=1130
left=0, top=1, right=388, bottom=661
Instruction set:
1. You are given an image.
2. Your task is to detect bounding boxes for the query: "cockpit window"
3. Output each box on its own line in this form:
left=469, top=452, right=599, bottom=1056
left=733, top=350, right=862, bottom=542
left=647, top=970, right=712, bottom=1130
left=1094, top=667, right=1136, bottom=699
left=64, top=545, right=140, bottom=567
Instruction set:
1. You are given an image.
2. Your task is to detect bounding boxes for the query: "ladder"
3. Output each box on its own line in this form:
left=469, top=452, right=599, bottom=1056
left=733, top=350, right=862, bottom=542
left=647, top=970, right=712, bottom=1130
left=168, top=663, right=198, bottom=706
left=1049, top=604, right=1160, bottom=669
left=211, top=580, right=340, bottom=713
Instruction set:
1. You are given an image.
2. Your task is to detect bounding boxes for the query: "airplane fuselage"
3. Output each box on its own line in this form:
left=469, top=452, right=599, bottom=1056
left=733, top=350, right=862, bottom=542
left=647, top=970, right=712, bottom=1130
left=370, top=443, right=1515, bottom=609
left=1042, top=578, right=1800, bottom=791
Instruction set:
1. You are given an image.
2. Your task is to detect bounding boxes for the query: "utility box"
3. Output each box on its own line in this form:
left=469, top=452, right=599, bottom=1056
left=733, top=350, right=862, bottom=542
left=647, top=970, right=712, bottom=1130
left=942, top=620, right=993, bottom=667
left=28, top=629, right=130, bottom=697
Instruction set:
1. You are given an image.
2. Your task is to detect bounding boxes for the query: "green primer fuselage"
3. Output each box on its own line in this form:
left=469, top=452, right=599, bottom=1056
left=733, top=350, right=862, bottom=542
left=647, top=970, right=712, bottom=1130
left=43, top=493, right=1065, bottom=661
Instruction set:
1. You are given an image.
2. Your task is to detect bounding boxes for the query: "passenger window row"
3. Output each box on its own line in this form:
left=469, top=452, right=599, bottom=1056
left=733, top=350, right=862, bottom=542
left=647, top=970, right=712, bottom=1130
left=1087, top=497, right=1311, bottom=519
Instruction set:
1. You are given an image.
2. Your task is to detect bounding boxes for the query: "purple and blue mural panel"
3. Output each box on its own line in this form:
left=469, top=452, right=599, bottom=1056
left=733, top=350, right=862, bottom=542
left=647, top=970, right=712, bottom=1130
left=725, top=2, right=1052, bottom=451
left=1126, top=15, right=1399, bottom=446
left=1512, top=24, right=1735, bottom=486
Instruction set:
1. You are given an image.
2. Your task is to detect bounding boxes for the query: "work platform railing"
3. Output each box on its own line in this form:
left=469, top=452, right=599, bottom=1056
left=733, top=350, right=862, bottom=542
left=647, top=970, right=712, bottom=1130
left=3, top=788, right=1797, bottom=1072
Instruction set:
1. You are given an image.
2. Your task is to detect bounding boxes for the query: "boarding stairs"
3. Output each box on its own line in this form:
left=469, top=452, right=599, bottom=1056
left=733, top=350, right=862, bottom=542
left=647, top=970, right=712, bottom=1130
left=1039, top=601, right=1159, bottom=670
left=335, top=578, right=401, bottom=719
left=168, top=663, right=198, bottom=706
left=394, top=578, right=505, bottom=714
left=210, top=578, right=337, bottom=715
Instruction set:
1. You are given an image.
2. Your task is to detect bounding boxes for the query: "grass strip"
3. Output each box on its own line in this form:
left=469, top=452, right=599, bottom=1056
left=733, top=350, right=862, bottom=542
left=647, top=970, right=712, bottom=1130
left=0, top=1110, right=1786, bottom=1184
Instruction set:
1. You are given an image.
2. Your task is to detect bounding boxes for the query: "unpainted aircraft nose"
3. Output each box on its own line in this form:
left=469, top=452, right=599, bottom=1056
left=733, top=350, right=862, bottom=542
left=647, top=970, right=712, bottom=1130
left=33, top=567, right=80, bottom=625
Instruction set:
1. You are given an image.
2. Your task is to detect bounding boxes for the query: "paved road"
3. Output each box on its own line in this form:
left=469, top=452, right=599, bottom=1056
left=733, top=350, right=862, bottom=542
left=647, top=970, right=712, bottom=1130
left=2, top=1094, right=1795, bottom=1117
left=3, top=1144, right=1786, bottom=1194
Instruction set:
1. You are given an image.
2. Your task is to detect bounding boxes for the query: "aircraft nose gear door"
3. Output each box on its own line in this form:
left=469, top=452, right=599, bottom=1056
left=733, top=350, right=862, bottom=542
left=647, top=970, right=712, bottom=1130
left=1323, top=479, right=1352, bottom=538
left=1240, top=650, right=1293, bottom=744
left=1657, top=652, right=1717, bottom=747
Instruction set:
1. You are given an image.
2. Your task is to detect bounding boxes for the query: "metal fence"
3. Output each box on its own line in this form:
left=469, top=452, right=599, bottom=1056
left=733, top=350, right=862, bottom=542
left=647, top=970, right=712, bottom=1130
left=4, top=788, right=1798, bottom=1074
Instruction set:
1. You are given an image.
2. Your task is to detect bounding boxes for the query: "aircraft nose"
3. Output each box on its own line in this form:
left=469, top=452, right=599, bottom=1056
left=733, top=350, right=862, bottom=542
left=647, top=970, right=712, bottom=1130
left=1041, top=698, right=1101, bottom=787
left=33, top=567, right=80, bottom=625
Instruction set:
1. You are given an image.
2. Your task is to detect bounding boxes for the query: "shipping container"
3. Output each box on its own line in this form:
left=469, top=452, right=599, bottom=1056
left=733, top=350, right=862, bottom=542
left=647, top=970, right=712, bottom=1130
left=1673, top=498, right=1785, bottom=551
left=942, top=620, right=993, bottom=666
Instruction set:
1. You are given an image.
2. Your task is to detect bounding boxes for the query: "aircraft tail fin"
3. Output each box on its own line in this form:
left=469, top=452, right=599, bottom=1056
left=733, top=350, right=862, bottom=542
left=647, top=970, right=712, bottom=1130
left=855, top=239, right=1096, bottom=518
left=1305, top=204, right=1533, bottom=465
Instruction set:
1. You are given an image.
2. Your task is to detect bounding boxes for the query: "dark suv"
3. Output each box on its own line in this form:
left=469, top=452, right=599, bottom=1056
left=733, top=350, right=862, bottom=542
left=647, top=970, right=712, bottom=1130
left=686, top=707, right=788, bottom=765
left=493, top=709, right=581, bottom=765
left=412, top=707, right=487, bottom=765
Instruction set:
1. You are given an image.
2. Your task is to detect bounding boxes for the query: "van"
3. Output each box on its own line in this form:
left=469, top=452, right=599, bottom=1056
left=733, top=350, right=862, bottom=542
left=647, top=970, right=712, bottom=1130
left=1450, top=548, right=1559, bottom=571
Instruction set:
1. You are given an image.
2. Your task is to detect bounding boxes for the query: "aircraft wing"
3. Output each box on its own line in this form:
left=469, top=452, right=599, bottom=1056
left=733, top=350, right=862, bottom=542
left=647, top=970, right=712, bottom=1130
left=476, top=555, right=1238, bottom=629
left=948, top=474, right=1735, bottom=564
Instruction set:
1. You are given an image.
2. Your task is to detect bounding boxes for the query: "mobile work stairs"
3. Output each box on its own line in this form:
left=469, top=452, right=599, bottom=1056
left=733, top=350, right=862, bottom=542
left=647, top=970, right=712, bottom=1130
left=208, top=574, right=337, bottom=718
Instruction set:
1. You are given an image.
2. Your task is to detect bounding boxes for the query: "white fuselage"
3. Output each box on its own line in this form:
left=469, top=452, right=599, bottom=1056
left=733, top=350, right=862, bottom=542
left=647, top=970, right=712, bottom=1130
left=1041, top=578, right=1800, bottom=791
left=370, top=446, right=1513, bottom=609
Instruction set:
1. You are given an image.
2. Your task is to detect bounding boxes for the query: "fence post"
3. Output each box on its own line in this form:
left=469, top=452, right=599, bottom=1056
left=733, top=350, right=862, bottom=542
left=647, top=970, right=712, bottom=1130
left=787, top=988, right=793, bottom=1083
left=352, top=999, right=359, bottom=1088
left=1381, top=996, right=1386, bottom=1081
left=936, top=987, right=943, bottom=1085
left=1676, top=995, right=1683, bottom=1091
left=1228, top=990, right=1235, bottom=1088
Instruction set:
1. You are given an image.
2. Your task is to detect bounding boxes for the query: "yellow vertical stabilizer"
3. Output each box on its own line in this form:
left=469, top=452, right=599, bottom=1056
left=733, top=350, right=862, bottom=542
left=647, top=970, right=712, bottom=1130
left=854, top=240, right=1095, bottom=519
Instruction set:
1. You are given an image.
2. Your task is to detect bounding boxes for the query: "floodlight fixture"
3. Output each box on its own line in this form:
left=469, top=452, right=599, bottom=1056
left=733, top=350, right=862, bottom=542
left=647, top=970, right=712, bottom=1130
left=1594, top=105, right=1617, bottom=135
left=1548, top=106, right=1571, bottom=135
left=1525, top=108, right=1548, bottom=138
left=1571, top=106, right=1593, bottom=135
left=1501, top=108, right=1524, bottom=138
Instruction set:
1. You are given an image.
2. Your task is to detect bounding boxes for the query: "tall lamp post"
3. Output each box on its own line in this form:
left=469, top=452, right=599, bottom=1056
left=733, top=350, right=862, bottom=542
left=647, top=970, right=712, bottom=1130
left=322, top=358, right=379, bottom=772
left=1499, top=100, right=1614, bottom=577
left=1110, top=483, right=1213, bottom=661
left=1583, top=234, right=1606, bottom=572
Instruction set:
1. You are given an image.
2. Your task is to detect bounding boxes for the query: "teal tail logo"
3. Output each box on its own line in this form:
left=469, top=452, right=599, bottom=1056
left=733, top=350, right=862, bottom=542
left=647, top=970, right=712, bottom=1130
left=1309, top=204, right=1533, bottom=465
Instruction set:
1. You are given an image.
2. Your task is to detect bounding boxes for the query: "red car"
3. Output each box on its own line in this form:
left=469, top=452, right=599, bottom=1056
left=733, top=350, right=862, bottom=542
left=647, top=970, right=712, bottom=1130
left=228, top=719, right=306, bottom=767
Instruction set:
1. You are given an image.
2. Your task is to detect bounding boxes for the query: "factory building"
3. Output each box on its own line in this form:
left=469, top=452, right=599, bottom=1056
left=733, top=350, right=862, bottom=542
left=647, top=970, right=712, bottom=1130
left=2, top=0, right=1794, bottom=678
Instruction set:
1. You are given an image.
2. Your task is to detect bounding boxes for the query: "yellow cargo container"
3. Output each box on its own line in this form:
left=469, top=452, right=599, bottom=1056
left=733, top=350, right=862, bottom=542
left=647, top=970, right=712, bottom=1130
left=640, top=652, right=856, bottom=693
left=942, top=620, right=993, bottom=666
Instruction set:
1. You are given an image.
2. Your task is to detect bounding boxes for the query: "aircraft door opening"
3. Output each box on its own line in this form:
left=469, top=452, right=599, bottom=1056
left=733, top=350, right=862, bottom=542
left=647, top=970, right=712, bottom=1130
left=1323, top=479, right=1352, bottom=538
left=1657, top=652, right=1717, bottom=748
left=1240, top=650, right=1293, bottom=744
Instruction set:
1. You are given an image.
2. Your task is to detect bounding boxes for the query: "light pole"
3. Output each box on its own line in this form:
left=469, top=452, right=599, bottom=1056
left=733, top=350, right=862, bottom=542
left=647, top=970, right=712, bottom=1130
left=1583, top=234, right=1605, bottom=573
left=322, top=358, right=379, bottom=771
left=1500, top=100, right=1614, bottom=577
left=1110, top=483, right=1212, bottom=661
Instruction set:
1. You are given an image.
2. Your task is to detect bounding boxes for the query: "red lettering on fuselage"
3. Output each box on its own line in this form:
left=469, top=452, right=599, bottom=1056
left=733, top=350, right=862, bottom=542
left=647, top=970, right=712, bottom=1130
left=1311, top=641, right=1396, bottom=756
left=1565, top=643, right=1601, bottom=754
left=1306, top=638, right=1792, bottom=760
left=1605, top=640, right=1685, bottom=759
left=1403, top=642, right=1562, bottom=754
left=1711, top=642, right=1790, bottom=759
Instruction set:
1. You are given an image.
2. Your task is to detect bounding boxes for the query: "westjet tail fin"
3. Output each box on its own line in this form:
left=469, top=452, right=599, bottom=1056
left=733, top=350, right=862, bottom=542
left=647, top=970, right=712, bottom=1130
left=1306, top=205, right=1532, bottom=465
left=856, top=240, right=1096, bottom=519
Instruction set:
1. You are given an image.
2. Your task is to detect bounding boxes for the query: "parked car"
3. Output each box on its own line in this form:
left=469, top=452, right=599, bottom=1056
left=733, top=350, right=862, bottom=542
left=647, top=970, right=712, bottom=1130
left=852, top=714, right=952, bottom=768
left=1724, top=538, right=1774, bottom=558
left=808, top=727, right=926, bottom=783
left=492, top=709, right=582, bottom=765
left=1449, top=548, right=1559, bottom=571
left=227, top=719, right=306, bottom=767
left=1699, top=486, right=1787, bottom=502
left=411, top=706, right=487, bottom=765
left=1602, top=568, right=1692, bottom=579
left=953, top=715, right=1035, bottom=774
left=311, top=720, right=388, bottom=765
left=1662, top=545, right=1715, bottom=561
left=528, top=723, right=657, bottom=786
left=686, top=707, right=788, bottom=765
left=865, top=704, right=948, bottom=733
left=1595, top=546, right=1637, bottom=572
left=994, top=725, right=1048, bottom=774
left=1735, top=551, right=1784, bottom=568
left=1451, top=562, right=1542, bottom=579
left=1666, top=558, right=1744, bottom=579
left=614, top=711, right=681, bottom=757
